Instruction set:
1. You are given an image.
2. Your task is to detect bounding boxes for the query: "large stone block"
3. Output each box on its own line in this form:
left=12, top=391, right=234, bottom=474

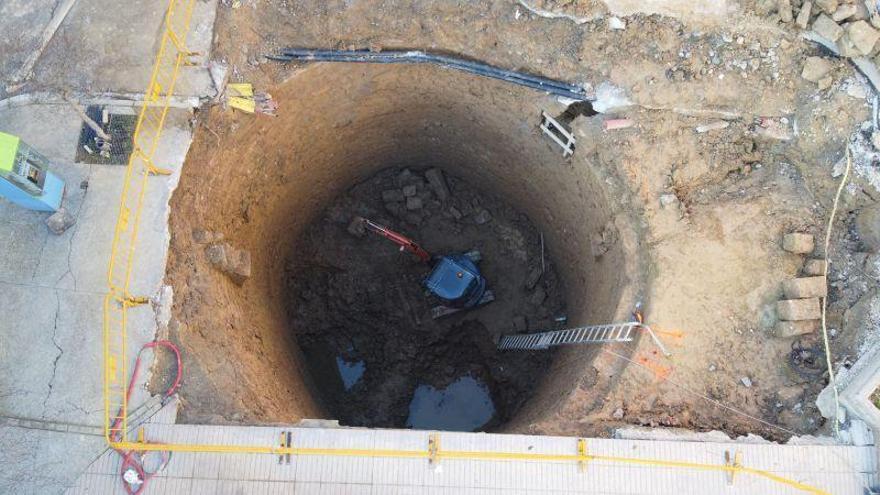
left=777, top=298, right=822, bottom=320
left=782, top=276, right=828, bottom=298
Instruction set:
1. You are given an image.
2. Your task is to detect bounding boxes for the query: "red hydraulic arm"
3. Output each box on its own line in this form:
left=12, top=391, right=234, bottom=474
left=360, top=217, right=431, bottom=263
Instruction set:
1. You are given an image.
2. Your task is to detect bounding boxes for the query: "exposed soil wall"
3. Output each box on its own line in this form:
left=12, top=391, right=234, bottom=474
left=165, top=63, right=643, bottom=429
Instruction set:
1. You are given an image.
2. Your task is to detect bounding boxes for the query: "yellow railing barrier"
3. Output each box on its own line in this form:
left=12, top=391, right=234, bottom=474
left=100, top=2, right=838, bottom=493
left=103, top=0, right=196, bottom=444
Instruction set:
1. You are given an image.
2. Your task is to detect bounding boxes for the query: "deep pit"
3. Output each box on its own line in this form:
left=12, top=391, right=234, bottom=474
left=164, top=63, right=643, bottom=432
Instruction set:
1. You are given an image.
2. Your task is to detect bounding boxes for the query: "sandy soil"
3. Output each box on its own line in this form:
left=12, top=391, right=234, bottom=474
left=162, top=0, right=880, bottom=440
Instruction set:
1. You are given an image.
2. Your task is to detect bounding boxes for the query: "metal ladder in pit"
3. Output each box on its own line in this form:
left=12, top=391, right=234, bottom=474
left=498, top=322, right=640, bottom=351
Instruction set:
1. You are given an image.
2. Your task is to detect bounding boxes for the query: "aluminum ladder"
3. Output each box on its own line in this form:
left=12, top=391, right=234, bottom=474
left=498, top=321, right=640, bottom=351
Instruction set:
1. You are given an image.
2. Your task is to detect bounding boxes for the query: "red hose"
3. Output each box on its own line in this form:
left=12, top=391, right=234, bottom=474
left=112, top=340, right=182, bottom=495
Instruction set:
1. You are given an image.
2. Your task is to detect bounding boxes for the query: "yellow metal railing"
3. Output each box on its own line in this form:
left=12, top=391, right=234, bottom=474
left=103, top=0, right=196, bottom=444
left=99, top=3, right=839, bottom=493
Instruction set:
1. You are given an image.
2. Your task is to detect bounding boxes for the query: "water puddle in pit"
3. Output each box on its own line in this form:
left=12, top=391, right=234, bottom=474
left=335, top=356, right=365, bottom=390
left=406, top=376, right=495, bottom=431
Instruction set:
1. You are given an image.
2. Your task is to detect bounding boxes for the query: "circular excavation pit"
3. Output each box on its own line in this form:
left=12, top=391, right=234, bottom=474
left=165, top=63, right=643, bottom=433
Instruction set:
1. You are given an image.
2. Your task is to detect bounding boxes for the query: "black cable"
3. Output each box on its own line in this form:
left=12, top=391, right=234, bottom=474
left=267, top=49, right=591, bottom=101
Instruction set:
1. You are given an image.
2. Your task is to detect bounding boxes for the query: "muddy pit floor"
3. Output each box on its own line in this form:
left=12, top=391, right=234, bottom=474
left=286, top=167, right=565, bottom=430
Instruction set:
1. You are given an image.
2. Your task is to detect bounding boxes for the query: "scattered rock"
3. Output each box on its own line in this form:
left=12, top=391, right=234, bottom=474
left=855, top=204, right=880, bottom=252
left=473, top=208, right=492, bottom=225
left=525, top=267, right=543, bottom=290
left=801, top=56, right=834, bottom=82
left=832, top=4, right=857, bottom=22
left=45, top=207, right=76, bottom=235
left=846, top=20, right=880, bottom=55
left=782, top=232, right=815, bottom=254
left=812, top=14, right=844, bottom=41
left=382, top=189, right=404, bottom=202
left=778, top=0, right=793, bottom=23
left=777, top=298, right=822, bottom=320
left=865, top=253, right=880, bottom=279
left=740, top=376, right=753, bottom=388
left=708, top=364, right=717, bottom=372
left=192, top=229, right=223, bottom=244
left=404, top=212, right=423, bottom=226
left=612, top=407, right=625, bottom=419
left=659, top=193, right=679, bottom=209
left=782, top=276, right=828, bottom=298
left=448, top=206, right=462, bottom=220
left=695, top=121, right=729, bottom=133
left=796, top=1, right=813, bottom=29
left=814, top=0, right=838, bottom=15
left=346, top=217, right=366, bottom=237
left=206, top=243, right=251, bottom=285
left=529, top=287, right=547, bottom=306
left=513, top=315, right=528, bottom=332
left=402, top=185, right=417, bottom=197
left=405, top=196, right=423, bottom=210
left=424, top=168, right=450, bottom=201
left=608, top=16, right=626, bottom=30
left=817, top=75, right=834, bottom=90
left=776, top=320, right=820, bottom=337
left=384, top=202, right=403, bottom=218
left=590, top=222, right=618, bottom=257
left=803, top=258, right=828, bottom=276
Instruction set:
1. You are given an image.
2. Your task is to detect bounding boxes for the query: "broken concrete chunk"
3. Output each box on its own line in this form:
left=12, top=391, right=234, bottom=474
left=855, top=204, right=880, bottom=252
left=775, top=320, right=820, bottom=337
left=797, top=1, right=813, bottom=29
left=777, top=298, right=822, bottom=320
left=782, top=276, right=828, bottom=298
left=206, top=243, right=251, bottom=285
left=801, top=56, right=834, bottom=82
left=814, top=0, right=838, bottom=15
left=405, top=196, right=423, bottom=210
left=782, top=232, right=815, bottom=254
left=812, top=14, right=844, bottom=41
left=512, top=315, right=528, bottom=332
left=473, top=209, right=492, bottom=225
left=45, top=207, right=76, bottom=235
left=779, top=0, right=793, bottom=23
left=832, top=4, right=858, bottom=22
left=382, top=189, right=405, bottom=203
left=424, top=168, right=450, bottom=201
left=803, top=258, right=828, bottom=276
left=847, top=20, right=880, bottom=55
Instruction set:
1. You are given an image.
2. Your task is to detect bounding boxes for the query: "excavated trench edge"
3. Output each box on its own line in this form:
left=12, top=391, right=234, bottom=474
left=168, top=62, right=645, bottom=431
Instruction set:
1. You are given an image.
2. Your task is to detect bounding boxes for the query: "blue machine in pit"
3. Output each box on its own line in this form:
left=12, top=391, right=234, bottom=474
left=359, top=217, right=494, bottom=318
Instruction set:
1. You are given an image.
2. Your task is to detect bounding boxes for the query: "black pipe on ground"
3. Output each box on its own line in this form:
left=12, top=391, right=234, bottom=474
left=268, top=48, right=592, bottom=101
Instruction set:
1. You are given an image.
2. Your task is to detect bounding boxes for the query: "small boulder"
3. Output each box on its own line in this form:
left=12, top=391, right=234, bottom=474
left=803, top=258, right=828, bottom=276
left=778, top=0, right=793, bottom=23
left=405, top=196, right=423, bottom=210
left=45, top=207, right=76, bottom=235
left=855, top=204, right=880, bottom=252
left=801, top=56, right=834, bottom=82
left=424, top=168, right=451, bottom=201
left=796, top=1, right=813, bottom=29
left=782, top=276, right=827, bottom=298
left=402, top=185, right=417, bottom=197
left=448, top=206, right=462, bottom=220
left=776, top=320, right=819, bottom=337
left=529, top=287, right=547, bottom=306
left=473, top=209, right=492, bottom=225
left=346, top=217, right=366, bottom=237
left=206, top=243, right=251, bottom=285
left=847, top=20, right=880, bottom=55
left=812, top=14, right=844, bottom=41
left=832, top=4, right=857, bottom=22
left=814, top=0, right=838, bottom=15
left=777, top=298, right=822, bottom=320
left=382, top=189, right=404, bottom=203
left=783, top=232, right=815, bottom=254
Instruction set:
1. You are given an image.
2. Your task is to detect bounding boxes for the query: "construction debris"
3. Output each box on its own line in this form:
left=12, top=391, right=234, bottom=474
left=227, top=83, right=277, bottom=116
left=777, top=298, right=822, bottom=320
